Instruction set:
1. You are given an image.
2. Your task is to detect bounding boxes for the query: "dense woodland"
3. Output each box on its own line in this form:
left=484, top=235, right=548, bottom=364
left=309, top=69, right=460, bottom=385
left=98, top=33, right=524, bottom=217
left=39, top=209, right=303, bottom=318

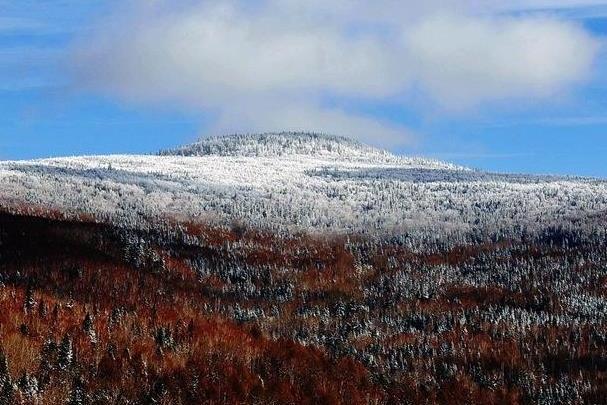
left=1, top=134, right=606, bottom=404
left=0, top=208, right=606, bottom=404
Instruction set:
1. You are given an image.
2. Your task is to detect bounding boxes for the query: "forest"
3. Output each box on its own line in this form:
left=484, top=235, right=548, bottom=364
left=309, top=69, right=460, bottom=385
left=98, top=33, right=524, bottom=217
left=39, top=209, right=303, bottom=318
left=0, top=207, right=606, bottom=404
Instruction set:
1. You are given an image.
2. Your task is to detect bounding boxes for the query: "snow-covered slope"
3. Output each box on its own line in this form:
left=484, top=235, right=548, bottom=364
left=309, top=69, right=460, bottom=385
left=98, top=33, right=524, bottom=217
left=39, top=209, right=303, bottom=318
left=160, top=132, right=460, bottom=168
left=1, top=132, right=606, bottom=238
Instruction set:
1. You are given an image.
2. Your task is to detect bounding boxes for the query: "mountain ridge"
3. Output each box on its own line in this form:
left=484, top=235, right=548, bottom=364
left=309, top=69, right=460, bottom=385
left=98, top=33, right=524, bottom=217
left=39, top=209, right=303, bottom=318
left=0, top=132, right=605, bottom=240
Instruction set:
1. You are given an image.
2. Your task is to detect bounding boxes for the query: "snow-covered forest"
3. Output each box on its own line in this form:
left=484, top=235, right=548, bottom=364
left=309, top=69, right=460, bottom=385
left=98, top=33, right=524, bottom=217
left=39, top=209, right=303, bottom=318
left=1, top=133, right=605, bottom=242
left=0, top=133, right=606, bottom=403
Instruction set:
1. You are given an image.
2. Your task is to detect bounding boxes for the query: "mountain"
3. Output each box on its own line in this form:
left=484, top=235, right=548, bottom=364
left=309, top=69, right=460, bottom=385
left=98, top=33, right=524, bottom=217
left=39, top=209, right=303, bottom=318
left=1, top=133, right=607, bottom=403
left=1, top=132, right=605, bottom=240
left=161, top=132, right=453, bottom=165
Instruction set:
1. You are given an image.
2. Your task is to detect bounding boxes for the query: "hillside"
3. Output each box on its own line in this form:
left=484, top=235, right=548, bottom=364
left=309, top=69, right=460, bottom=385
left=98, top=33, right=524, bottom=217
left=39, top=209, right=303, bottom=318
left=1, top=132, right=606, bottom=240
left=0, top=133, right=606, bottom=403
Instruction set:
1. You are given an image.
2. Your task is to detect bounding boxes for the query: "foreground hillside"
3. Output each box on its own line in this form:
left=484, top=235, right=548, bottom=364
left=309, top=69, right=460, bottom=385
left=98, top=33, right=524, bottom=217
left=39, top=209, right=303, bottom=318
left=0, top=133, right=606, bottom=404
left=0, top=210, right=606, bottom=404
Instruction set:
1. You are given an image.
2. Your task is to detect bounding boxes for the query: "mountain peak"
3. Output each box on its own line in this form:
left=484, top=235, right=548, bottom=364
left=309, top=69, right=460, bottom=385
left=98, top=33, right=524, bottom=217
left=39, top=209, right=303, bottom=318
left=160, top=132, right=394, bottom=161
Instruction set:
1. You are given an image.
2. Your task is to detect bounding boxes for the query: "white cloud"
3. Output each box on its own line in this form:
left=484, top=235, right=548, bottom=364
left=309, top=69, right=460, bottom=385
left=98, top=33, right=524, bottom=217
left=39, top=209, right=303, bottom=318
left=213, top=99, right=416, bottom=146
left=70, top=0, right=601, bottom=145
left=406, top=13, right=599, bottom=108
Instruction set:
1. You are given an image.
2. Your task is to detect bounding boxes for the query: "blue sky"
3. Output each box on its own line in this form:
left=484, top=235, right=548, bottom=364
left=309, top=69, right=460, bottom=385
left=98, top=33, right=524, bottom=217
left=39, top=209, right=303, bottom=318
left=2, top=1, right=607, bottom=177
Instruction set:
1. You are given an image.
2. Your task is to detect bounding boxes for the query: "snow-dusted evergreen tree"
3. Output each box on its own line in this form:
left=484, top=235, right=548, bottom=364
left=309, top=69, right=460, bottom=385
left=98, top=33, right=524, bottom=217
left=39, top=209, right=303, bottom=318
left=82, top=312, right=97, bottom=345
left=0, top=351, right=12, bottom=405
left=23, top=284, right=35, bottom=314
left=58, top=334, right=74, bottom=371
left=17, top=371, right=38, bottom=398
left=67, top=377, right=86, bottom=405
left=37, top=300, right=47, bottom=319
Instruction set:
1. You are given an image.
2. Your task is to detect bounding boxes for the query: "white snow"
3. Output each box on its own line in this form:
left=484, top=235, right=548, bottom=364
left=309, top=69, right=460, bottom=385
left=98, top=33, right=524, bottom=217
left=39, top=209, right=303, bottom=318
left=0, top=133, right=606, bottom=236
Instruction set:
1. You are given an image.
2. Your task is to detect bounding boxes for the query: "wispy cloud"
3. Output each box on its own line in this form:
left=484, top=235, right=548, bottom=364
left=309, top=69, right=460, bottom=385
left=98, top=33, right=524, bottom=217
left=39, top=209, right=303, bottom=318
left=490, top=0, right=607, bottom=12
left=485, top=115, right=607, bottom=127
left=496, top=2, right=607, bottom=19
left=0, top=17, right=47, bottom=33
left=68, top=0, right=602, bottom=146
left=427, top=152, right=536, bottom=160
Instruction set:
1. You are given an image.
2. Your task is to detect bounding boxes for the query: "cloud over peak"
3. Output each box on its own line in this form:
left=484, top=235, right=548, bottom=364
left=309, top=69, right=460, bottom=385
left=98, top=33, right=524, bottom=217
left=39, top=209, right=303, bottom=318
left=70, top=0, right=601, bottom=145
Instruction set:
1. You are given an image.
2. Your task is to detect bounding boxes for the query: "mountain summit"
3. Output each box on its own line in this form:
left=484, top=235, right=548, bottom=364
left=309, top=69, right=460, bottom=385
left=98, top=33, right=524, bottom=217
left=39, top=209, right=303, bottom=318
left=160, top=132, right=394, bottom=161
left=159, top=132, right=462, bottom=169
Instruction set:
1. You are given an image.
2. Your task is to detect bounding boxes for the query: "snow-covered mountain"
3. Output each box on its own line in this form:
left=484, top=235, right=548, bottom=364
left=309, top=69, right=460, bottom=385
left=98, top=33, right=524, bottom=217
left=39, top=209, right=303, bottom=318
left=0, top=132, right=606, bottom=238
left=160, top=132, right=459, bottom=168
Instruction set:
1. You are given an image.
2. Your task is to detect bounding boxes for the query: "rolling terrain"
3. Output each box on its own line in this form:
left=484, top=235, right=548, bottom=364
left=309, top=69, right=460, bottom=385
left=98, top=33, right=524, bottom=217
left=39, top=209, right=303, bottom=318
left=0, top=133, right=606, bottom=404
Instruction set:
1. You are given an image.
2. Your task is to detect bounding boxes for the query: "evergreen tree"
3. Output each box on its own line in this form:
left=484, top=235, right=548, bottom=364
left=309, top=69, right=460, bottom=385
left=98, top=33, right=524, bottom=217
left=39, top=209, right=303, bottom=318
left=38, top=338, right=57, bottom=388
left=68, top=377, right=86, bottom=405
left=58, top=334, right=73, bottom=371
left=38, top=299, right=47, bottom=318
left=17, top=371, right=38, bottom=398
left=23, top=284, right=35, bottom=314
left=0, top=351, right=10, bottom=388
left=0, top=380, right=12, bottom=405
left=82, top=312, right=97, bottom=344
left=82, top=312, right=93, bottom=333
left=0, top=351, right=13, bottom=405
